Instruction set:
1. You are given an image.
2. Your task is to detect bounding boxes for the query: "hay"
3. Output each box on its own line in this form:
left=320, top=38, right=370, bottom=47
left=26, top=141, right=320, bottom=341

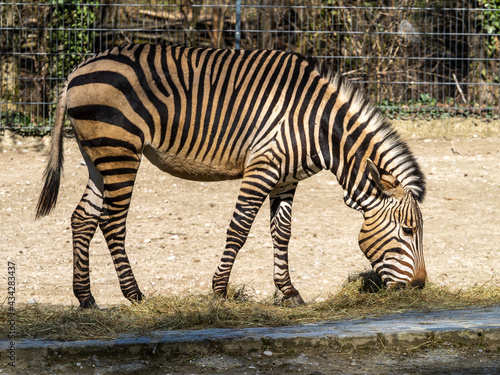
left=2, top=279, right=499, bottom=342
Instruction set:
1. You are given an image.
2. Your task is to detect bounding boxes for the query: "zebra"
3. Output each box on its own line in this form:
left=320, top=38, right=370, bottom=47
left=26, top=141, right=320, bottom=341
left=36, top=44, right=426, bottom=308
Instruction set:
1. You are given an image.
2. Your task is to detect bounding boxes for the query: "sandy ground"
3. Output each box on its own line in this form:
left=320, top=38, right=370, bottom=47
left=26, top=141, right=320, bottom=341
left=0, top=134, right=499, bottom=307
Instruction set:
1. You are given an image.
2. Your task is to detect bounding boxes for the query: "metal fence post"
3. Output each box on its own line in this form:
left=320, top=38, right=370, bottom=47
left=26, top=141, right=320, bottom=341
left=235, top=0, right=241, bottom=49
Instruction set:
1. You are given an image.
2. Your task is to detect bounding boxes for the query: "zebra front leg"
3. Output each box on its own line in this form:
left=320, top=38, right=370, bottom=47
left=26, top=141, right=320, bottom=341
left=212, top=170, right=275, bottom=298
left=71, top=178, right=103, bottom=308
left=270, top=183, right=304, bottom=306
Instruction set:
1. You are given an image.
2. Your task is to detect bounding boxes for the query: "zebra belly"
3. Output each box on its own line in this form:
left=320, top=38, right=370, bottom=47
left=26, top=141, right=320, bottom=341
left=143, top=144, right=243, bottom=182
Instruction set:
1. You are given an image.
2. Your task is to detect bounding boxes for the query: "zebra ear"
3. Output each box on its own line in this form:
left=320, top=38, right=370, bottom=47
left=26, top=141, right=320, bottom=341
left=366, top=158, right=387, bottom=193
left=366, top=159, right=402, bottom=197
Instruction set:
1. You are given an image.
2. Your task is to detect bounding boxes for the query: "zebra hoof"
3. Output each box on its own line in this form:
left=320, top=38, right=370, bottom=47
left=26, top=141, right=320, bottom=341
left=212, top=289, right=228, bottom=300
left=78, top=296, right=98, bottom=309
left=281, top=293, right=305, bottom=307
left=129, top=292, right=146, bottom=304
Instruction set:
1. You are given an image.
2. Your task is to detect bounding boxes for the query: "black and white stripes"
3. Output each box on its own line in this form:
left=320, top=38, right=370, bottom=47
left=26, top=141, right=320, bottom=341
left=37, top=45, right=426, bottom=307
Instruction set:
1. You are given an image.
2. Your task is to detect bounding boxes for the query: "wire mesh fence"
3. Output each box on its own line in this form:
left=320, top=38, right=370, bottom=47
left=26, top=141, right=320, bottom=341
left=1, top=0, right=499, bottom=133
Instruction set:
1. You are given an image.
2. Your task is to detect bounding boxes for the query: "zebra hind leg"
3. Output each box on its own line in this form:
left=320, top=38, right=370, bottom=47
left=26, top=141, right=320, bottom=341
left=71, top=153, right=104, bottom=308
left=270, top=183, right=304, bottom=306
left=97, top=153, right=145, bottom=304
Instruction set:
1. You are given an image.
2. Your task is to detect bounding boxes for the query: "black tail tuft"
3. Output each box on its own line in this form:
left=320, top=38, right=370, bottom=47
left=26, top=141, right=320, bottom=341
left=35, top=158, right=63, bottom=219
left=35, top=81, right=67, bottom=219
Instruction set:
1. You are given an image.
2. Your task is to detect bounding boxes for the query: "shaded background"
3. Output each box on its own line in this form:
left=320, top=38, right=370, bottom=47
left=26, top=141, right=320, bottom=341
left=1, top=0, right=499, bottom=134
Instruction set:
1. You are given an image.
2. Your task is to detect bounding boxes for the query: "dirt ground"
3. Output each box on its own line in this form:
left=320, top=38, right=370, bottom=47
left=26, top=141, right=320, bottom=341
left=15, top=346, right=500, bottom=375
left=0, top=134, right=499, bottom=307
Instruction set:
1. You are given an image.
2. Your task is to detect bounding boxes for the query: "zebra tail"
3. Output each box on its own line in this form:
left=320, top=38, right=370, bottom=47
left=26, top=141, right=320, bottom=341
left=35, top=82, right=68, bottom=219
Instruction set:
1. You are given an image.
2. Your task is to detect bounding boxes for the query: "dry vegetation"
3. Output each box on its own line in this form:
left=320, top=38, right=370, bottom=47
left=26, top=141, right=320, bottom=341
left=2, top=273, right=499, bottom=342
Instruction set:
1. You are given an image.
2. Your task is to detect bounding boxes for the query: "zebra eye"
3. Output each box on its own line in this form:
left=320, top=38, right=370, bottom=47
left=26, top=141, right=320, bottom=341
left=402, top=226, right=414, bottom=236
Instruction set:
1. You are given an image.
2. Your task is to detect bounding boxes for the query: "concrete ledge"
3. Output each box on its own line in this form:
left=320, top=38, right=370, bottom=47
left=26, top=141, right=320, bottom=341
left=2, top=306, right=499, bottom=368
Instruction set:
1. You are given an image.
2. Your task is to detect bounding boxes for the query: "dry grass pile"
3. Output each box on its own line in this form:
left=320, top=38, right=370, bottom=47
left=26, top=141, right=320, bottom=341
left=2, top=273, right=499, bottom=342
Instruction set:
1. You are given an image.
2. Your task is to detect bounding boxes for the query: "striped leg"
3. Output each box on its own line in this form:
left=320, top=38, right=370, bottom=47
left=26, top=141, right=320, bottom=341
left=270, top=183, right=304, bottom=305
left=71, top=179, right=103, bottom=308
left=97, top=155, right=144, bottom=304
left=212, top=164, right=278, bottom=297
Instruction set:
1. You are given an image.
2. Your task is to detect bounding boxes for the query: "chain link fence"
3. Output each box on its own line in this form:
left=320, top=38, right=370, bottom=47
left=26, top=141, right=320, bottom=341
left=1, top=0, right=499, bottom=134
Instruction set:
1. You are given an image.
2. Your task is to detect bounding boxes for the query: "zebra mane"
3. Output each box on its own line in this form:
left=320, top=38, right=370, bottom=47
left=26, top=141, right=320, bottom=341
left=308, top=57, right=426, bottom=203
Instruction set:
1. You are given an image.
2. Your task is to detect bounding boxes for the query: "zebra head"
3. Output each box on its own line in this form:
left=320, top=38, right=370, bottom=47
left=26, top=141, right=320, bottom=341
left=358, top=159, right=426, bottom=288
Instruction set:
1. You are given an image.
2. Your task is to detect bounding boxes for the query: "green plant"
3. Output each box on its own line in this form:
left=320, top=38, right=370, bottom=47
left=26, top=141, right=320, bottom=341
left=0, top=111, right=54, bottom=135
left=478, top=0, right=500, bottom=58
left=418, top=93, right=436, bottom=106
left=0, top=110, right=32, bottom=127
left=47, top=0, right=98, bottom=79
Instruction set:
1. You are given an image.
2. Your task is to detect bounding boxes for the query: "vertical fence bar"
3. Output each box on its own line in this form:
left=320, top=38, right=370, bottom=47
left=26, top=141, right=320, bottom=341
left=235, top=0, right=241, bottom=49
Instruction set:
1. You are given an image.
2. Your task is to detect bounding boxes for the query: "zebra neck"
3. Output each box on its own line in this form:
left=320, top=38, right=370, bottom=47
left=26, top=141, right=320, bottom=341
left=317, top=108, right=386, bottom=213
left=336, top=162, right=378, bottom=214
left=314, top=70, right=425, bottom=207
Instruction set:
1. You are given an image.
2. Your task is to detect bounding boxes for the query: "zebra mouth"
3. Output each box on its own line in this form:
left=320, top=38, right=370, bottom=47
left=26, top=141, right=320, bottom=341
left=386, top=281, right=409, bottom=289
left=385, top=280, right=424, bottom=289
